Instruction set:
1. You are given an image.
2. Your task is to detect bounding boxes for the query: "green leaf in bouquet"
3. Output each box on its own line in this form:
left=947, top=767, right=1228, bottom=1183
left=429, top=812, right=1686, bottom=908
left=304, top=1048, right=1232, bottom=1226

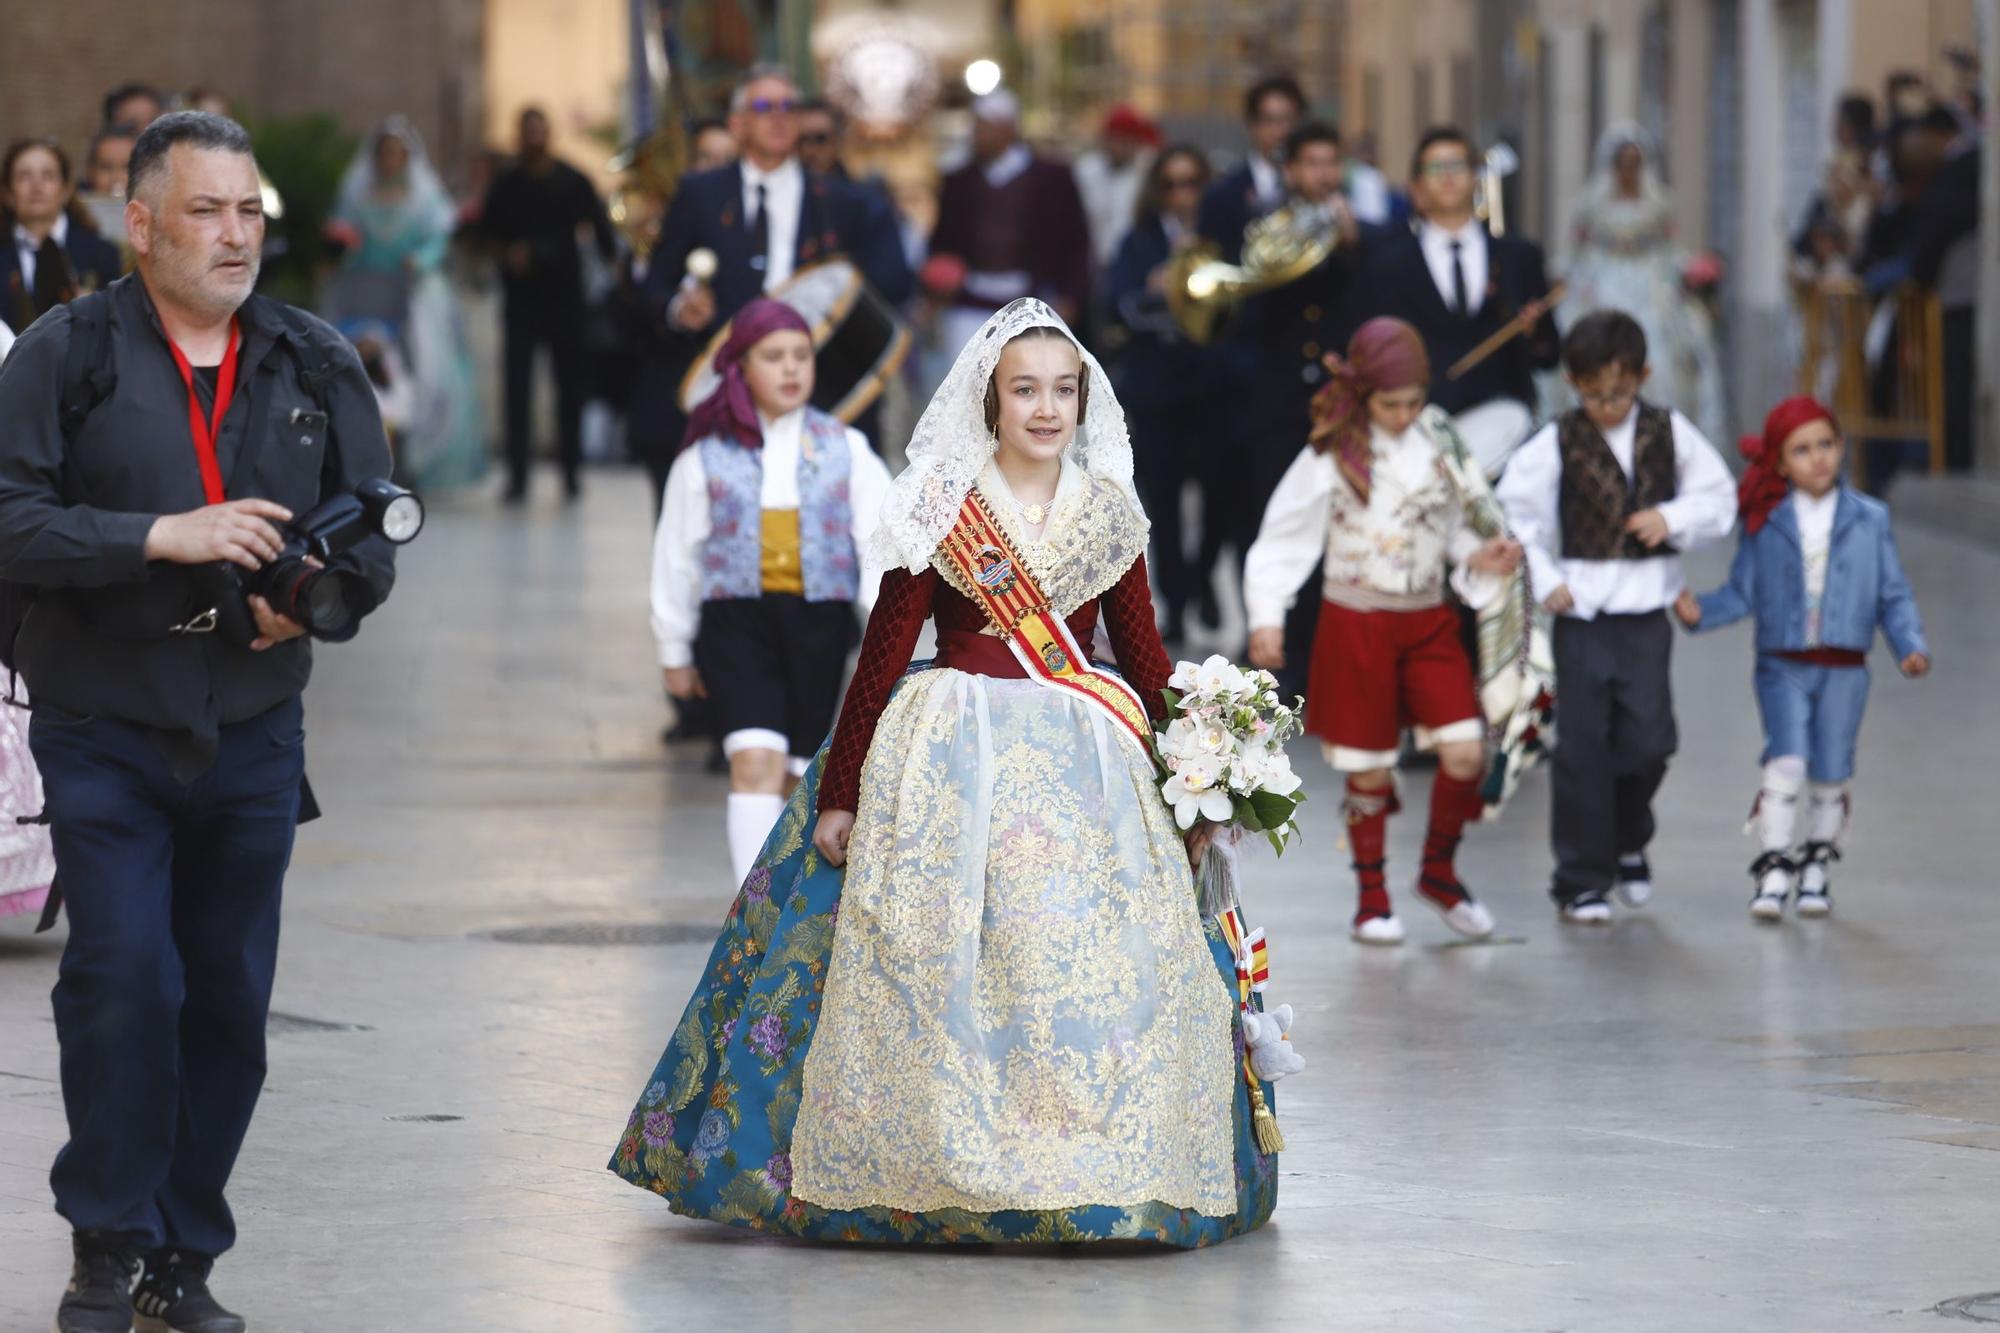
left=1247, top=788, right=1300, bottom=831
left=1265, top=827, right=1289, bottom=856
left=1229, top=793, right=1267, bottom=833
left=1161, top=687, right=1182, bottom=713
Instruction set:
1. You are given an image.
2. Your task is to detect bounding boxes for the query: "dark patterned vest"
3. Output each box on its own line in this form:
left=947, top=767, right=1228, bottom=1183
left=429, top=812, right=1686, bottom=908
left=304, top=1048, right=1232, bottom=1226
left=1557, top=403, right=1678, bottom=560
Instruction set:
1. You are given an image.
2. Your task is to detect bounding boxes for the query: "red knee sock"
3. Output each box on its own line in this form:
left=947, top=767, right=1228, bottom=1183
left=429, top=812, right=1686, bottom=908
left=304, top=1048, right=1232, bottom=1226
left=1418, top=770, right=1485, bottom=905
left=1344, top=778, right=1397, bottom=923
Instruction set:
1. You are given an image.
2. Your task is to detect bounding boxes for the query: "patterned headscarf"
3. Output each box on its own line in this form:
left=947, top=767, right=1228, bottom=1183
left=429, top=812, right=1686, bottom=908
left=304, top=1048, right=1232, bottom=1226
left=1738, top=395, right=1838, bottom=534
left=1308, top=316, right=1432, bottom=502
left=681, top=298, right=815, bottom=451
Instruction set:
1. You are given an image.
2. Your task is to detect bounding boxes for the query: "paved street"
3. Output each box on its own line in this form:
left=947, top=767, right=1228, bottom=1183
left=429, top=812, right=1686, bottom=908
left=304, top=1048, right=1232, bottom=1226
left=2, top=470, right=1996, bottom=1332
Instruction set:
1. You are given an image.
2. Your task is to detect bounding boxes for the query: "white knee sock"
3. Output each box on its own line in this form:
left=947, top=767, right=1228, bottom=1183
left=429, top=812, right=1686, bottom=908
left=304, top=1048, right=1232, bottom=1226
left=726, top=792, right=788, bottom=889
left=1802, top=783, right=1849, bottom=893
left=1755, top=757, right=1806, bottom=895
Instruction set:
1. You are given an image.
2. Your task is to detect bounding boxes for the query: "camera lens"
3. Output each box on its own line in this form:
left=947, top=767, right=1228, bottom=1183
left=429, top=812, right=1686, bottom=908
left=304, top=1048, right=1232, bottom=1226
left=301, top=573, right=356, bottom=634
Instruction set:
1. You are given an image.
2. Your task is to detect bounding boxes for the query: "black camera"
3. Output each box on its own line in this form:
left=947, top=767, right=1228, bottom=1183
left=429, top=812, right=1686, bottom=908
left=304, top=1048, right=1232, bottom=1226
left=198, top=479, right=424, bottom=648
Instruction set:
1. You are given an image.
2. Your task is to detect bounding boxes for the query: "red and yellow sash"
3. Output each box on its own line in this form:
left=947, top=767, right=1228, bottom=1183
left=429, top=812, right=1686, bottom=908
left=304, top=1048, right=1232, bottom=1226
left=936, top=490, right=1154, bottom=749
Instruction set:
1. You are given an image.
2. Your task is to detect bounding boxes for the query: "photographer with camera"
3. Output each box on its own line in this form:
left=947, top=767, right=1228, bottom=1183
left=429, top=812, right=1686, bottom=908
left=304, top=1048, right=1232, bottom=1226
left=0, top=112, right=402, bottom=1333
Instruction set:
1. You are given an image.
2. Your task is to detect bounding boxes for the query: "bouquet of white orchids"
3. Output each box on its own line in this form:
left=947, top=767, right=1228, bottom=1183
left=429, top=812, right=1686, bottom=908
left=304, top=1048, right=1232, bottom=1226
left=1155, top=655, right=1307, bottom=915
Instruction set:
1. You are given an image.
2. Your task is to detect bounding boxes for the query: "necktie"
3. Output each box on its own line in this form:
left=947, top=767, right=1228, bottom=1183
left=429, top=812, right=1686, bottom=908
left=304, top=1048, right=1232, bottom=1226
left=748, top=182, right=770, bottom=280
left=32, top=235, right=72, bottom=315
left=1449, top=238, right=1469, bottom=317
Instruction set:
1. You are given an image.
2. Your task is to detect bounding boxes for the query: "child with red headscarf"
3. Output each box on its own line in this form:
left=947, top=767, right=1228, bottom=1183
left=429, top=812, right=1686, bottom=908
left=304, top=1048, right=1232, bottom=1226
left=650, top=298, right=894, bottom=888
left=1673, top=396, right=1928, bottom=920
left=1244, top=317, right=1525, bottom=945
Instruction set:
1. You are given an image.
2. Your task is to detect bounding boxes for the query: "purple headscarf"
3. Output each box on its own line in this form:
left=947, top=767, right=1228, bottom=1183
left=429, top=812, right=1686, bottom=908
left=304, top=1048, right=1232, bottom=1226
left=681, top=298, right=815, bottom=451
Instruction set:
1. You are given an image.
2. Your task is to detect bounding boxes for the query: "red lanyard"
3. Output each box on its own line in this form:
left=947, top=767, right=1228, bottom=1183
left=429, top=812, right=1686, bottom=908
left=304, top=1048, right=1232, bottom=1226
left=164, top=320, right=241, bottom=506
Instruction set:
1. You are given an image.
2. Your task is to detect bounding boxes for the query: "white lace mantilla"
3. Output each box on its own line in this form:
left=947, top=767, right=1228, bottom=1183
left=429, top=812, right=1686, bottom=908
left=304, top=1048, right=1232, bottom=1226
left=872, top=298, right=1145, bottom=575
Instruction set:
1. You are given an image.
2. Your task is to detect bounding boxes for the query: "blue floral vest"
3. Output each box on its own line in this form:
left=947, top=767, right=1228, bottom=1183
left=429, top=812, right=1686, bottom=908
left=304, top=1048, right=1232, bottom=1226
left=697, top=409, right=860, bottom=604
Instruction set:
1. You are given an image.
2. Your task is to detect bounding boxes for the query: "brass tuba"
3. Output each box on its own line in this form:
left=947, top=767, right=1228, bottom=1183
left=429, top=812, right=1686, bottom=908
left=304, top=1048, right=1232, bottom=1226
left=1166, top=200, right=1345, bottom=345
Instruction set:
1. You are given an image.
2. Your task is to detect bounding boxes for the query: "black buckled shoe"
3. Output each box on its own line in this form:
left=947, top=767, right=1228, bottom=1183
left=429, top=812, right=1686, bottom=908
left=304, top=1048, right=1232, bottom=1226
left=133, top=1251, right=245, bottom=1333
left=1796, top=841, right=1839, bottom=918
left=55, top=1232, right=137, bottom=1333
left=1749, top=849, right=1796, bottom=921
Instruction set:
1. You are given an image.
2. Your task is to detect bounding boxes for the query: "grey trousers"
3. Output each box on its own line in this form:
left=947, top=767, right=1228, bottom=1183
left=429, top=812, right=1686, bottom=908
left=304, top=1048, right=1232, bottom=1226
left=1550, top=610, right=1678, bottom=903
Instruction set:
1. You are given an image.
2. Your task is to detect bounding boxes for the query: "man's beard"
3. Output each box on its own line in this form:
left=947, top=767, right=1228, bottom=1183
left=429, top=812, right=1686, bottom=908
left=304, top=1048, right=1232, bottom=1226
left=156, top=235, right=259, bottom=316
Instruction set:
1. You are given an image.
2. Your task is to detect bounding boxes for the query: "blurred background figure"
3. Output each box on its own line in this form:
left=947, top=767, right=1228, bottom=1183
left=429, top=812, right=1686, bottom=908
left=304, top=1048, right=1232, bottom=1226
left=1557, top=124, right=1726, bottom=448
left=482, top=105, right=616, bottom=503
left=1198, top=74, right=1305, bottom=264
left=99, top=81, right=163, bottom=132
left=326, top=117, right=486, bottom=492
left=689, top=117, right=738, bottom=175
left=82, top=126, right=136, bottom=199
left=1074, top=103, right=1161, bottom=273
left=1109, top=142, right=1227, bottom=645
left=2, top=139, right=122, bottom=331
left=925, top=89, right=1090, bottom=360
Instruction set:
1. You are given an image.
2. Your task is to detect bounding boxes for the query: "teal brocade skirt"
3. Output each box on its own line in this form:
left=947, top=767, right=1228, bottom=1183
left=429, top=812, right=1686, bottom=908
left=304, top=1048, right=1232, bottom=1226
left=609, top=676, right=1279, bottom=1247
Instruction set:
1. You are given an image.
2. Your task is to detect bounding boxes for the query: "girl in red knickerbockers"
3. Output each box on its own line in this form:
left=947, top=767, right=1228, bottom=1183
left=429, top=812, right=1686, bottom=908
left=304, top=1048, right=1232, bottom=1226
left=1245, top=316, right=1527, bottom=945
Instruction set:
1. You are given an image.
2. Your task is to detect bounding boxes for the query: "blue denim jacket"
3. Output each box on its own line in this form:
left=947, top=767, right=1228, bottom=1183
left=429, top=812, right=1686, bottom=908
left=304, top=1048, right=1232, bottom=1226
left=1692, top=485, right=1927, bottom=659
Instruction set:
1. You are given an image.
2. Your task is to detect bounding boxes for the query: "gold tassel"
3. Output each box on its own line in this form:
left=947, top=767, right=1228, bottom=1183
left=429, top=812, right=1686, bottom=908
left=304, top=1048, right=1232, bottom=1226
left=1249, top=1083, right=1285, bottom=1154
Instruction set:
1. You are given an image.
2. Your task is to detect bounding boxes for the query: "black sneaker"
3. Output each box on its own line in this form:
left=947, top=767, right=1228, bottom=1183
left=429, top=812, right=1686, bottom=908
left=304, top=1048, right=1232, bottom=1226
left=55, top=1233, right=137, bottom=1333
left=133, top=1251, right=245, bottom=1333
left=1557, top=891, right=1613, bottom=925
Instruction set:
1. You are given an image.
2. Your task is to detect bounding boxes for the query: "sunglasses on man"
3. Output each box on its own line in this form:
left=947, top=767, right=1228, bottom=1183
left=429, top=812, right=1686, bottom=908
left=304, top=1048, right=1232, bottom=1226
left=747, top=97, right=799, bottom=115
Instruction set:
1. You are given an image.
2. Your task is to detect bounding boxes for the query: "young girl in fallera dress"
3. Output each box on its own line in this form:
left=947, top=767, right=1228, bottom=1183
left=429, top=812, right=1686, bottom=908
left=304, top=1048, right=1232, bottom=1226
left=611, top=299, right=1278, bottom=1245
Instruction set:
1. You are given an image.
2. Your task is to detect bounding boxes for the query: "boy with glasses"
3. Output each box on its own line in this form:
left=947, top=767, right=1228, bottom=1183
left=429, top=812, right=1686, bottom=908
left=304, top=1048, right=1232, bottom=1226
left=1494, top=311, right=1735, bottom=923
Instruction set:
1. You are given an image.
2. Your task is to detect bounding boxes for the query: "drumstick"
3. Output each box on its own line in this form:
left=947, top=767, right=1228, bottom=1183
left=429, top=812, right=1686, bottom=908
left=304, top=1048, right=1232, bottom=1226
left=1445, top=282, right=1565, bottom=381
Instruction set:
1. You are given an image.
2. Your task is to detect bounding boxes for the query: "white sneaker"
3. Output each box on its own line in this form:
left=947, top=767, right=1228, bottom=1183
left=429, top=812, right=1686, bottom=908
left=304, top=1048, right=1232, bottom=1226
left=1794, top=890, right=1833, bottom=918
left=1614, top=854, right=1654, bottom=909
left=1350, top=914, right=1406, bottom=946
left=1749, top=851, right=1795, bottom=923
left=1749, top=891, right=1788, bottom=921
left=1417, top=881, right=1496, bottom=939
left=1558, top=895, right=1613, bottom=925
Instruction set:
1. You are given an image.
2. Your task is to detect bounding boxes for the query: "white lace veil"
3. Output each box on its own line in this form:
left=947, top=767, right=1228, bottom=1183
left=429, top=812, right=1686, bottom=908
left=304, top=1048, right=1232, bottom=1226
left=1583, top=122, right=1667, bottom=209
left=872, top=298, right=1142, bottom=573
left=334, top=116, right=456, bottom=235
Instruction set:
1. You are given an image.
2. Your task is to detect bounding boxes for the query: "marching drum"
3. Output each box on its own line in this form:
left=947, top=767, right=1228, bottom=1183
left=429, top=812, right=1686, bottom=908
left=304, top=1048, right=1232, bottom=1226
left=679, top=258, right=912, bottom=424
left=1450, top=398, right=1536, bottom=480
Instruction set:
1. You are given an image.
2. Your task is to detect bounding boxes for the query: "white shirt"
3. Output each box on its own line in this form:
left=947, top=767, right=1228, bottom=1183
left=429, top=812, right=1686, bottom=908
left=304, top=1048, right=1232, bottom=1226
left=1345, top=161, right=1392, bottom=226
left=739, top=157, right=803, bottom=292
left=0, top=317, right=14, bottom=365
left=1247, top=155, right=1283, bottom=211
left=1495, top=406, right=1737, bottom=620
left=1794, top=487, right=1838, bottom=646
left=1418, top=218, right=1488, bottom=316
left=12, top=212, right=68, bottom=292
left=651, top=409, right=893, bottom=668
left=1244, top=423, right=1500, bottom=629
left=1073, top=148, right=1152, bottom=267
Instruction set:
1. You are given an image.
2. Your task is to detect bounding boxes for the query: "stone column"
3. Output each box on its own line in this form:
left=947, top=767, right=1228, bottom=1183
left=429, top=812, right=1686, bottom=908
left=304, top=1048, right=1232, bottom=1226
left=1669, top=0, right=1714, bottom=250
left=1736, top=0, right=1789, bottom=421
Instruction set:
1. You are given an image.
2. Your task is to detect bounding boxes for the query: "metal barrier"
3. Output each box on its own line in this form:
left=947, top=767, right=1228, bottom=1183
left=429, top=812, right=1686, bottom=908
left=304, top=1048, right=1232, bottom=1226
left=1792, top=281, right=1945, bottom=479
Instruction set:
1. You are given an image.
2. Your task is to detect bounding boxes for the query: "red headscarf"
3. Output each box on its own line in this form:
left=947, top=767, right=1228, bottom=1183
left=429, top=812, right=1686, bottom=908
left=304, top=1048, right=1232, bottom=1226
left=1308, top=316, right=1432, bottom=501
left=1738, top=395, right=1838, bottom=534
left=681, top=298, right=815, bottom=451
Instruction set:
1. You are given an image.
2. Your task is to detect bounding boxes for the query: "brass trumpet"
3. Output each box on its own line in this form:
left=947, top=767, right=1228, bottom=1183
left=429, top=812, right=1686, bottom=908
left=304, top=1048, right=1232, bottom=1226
left=1165, top=199, right=1347, bottom=344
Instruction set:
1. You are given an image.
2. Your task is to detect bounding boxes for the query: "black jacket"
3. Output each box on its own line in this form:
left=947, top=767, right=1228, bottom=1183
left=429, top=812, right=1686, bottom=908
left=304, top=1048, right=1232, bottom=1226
left=2, top=220, right=123, bottom=331
left=1339, top=225, right=1561, bottom=416
left=0, top=275, right=396, bottom=757
left=647, top=161, right=913, bottom=336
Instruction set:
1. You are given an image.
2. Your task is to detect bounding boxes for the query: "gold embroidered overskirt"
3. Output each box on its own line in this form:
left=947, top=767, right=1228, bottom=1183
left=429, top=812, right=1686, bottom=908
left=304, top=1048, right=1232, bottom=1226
left=790, top=670, right=1239, bottom=1215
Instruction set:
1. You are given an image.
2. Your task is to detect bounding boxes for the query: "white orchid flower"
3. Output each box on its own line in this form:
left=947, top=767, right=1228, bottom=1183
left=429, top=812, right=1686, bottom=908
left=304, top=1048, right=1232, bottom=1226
left=1162, top=755, right=1235, bottom=829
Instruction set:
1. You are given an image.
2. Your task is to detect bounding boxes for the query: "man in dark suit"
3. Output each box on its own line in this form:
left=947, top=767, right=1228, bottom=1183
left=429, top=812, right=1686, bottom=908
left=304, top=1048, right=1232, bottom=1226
left=1197, top=74, right=1306, bottom=264
left=1341, top=126, right=1559, bottom=431
left=482, top=106, right=618, bottom=502
left=649, top=66, right=912, bottom=456
left=1237, top=122, right=1369, bottom=693
left=2, top=140, right=124, bottom=332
